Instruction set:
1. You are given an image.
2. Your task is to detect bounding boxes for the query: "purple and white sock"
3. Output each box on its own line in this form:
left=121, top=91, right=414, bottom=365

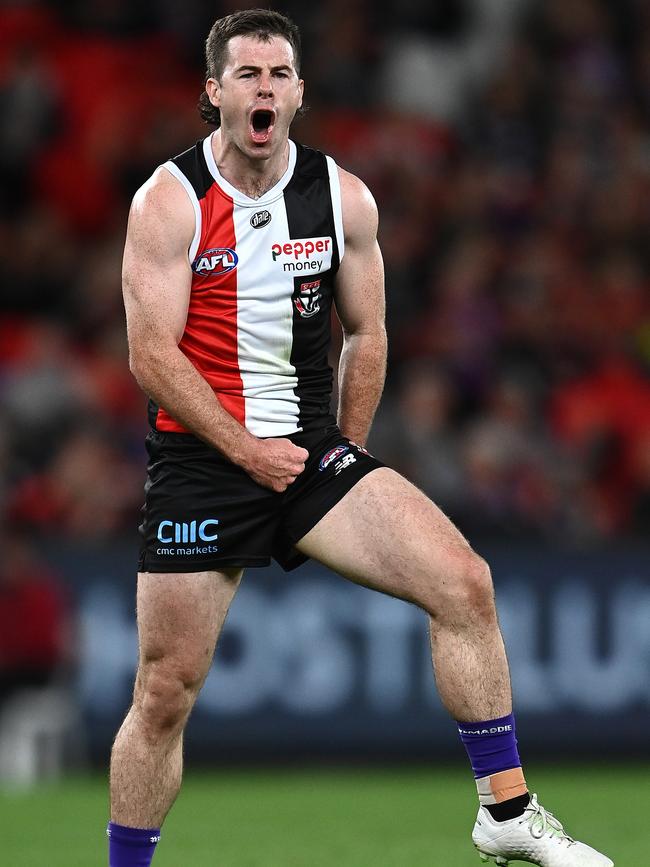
left=456, top=713, right=529, bottom=811
left=107, top=822, right=160, bottom=867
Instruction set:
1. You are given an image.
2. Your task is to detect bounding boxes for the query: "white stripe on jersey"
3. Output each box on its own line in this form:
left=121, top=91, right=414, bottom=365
left=231, top=198, right=300, bottom=437
left=161, top=161, right=202, bottom=263
left=326, top=156, right=345, bottom=262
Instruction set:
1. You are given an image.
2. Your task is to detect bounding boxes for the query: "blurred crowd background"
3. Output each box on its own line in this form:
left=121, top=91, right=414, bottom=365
left=1, top=0, right=650, bottom=742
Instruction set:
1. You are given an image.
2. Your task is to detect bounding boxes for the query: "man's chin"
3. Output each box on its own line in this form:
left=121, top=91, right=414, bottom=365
left=242, top=136, right=276, bottom=160
left=250, top=141, right=273, bottom=155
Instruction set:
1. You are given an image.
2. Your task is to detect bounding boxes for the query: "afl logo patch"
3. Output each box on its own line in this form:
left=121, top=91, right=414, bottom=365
left=192, top=248, right=238, bottom=276
left=319, top=445, right=349, bottom=471
left=250, top=210, right=272, bottom=229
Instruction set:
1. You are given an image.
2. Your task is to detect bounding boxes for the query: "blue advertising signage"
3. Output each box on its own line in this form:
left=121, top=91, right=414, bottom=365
left=48, top=542, right=650, bottom=761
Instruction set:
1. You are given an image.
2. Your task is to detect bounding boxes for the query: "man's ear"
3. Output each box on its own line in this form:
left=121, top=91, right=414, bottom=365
left=206, top=78, right=221, bottom=108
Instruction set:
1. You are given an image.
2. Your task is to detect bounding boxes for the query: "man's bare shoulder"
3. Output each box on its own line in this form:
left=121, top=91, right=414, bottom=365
left=336, top=166, right=379, bottom=245
left=127, top=166, right=195, bottom=254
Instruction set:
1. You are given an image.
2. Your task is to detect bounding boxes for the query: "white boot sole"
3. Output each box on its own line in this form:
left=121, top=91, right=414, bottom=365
left=476, top=846, right=516, bottom=865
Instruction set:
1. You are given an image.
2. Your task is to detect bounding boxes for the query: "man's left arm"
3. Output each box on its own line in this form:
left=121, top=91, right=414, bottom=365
left=333, top=168, right=387, bottom=446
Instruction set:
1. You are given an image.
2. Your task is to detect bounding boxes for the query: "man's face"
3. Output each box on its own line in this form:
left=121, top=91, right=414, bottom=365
left=207, top=34, right=304, bottom=159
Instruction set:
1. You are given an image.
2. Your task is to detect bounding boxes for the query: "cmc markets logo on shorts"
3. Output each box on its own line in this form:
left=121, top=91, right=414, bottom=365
left=155, top=518, right=219, bottom=556
left=250, top=209, right=272, bottom=229
left=157, top=519, right=219, bottom=543
left=271, top=236, right=332, bottom=273
left=192, top=248, right=238, bottom=276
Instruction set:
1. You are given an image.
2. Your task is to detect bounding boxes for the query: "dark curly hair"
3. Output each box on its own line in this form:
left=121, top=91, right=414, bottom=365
left=198, top=9, right=302, bottom=128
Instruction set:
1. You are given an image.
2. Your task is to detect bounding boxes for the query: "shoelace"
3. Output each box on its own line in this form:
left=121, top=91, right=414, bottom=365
left=521, top=795, right=576, bottom=846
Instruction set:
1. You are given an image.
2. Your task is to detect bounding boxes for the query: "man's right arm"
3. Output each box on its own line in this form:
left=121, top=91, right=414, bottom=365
left=122, top=168, right=307, bottom=492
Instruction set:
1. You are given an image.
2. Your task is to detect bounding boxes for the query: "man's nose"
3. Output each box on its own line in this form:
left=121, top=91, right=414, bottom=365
left=258, top=73, right=273, bottom=96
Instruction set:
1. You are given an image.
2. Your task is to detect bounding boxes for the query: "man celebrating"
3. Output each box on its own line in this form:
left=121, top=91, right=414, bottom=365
left=111, top=9, right=613, bottom=866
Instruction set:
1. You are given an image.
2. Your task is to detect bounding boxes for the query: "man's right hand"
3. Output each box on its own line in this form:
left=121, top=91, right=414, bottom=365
left=238, top=438, right=309, bottom=492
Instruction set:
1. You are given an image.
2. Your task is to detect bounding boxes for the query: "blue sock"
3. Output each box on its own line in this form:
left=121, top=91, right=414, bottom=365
left=456, top=712, right=522, bottom=779
left=107, top=822, right=160, bottom=867
left=456, top=713, right=529, bottom=813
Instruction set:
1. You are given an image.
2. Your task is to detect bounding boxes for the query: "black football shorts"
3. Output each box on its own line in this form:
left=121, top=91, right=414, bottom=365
left=138, top=424, right=384, bottom=573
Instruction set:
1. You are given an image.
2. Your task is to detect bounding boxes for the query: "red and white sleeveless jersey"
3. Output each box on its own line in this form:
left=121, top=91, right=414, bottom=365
left=148, top=134, right=345, bottom=437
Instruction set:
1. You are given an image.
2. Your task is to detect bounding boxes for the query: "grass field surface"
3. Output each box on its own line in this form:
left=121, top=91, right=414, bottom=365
left=1, top=764, right=644, bottom=866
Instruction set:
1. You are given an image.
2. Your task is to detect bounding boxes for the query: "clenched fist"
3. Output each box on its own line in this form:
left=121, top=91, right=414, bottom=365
left=238, top=437, right=309, bottom=492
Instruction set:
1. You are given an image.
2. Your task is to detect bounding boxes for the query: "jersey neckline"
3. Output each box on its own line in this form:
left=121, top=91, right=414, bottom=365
left=203, top=134, right=297, bottom=207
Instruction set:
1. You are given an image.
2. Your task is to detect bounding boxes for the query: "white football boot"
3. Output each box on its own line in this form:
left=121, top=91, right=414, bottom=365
left=472, top=793, right=614, bottom=866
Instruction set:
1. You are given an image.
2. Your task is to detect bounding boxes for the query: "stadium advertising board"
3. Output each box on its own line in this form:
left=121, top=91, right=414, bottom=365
left=47, top=542, right=650, bottom=761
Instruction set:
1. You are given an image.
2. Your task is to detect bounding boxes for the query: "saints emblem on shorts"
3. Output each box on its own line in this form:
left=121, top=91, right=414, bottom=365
left=293, top=280, right=321, bottom=318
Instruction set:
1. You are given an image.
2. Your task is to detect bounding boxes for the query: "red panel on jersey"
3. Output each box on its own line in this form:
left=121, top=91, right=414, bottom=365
left=156, top=186, right=245, bottom=431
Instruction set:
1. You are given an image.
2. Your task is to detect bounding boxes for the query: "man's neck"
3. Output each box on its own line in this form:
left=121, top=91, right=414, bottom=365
left=211, top=131, right=290, bottom=200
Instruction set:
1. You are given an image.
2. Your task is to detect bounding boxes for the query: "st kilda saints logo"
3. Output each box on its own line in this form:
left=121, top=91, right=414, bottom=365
left=293, top=279, right=321, bottom=318
left=250, top=210, right=272, bottom=229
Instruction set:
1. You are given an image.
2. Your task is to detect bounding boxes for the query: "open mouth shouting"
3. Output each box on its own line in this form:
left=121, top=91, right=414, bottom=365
left=250, top=108, right=276, bottom=145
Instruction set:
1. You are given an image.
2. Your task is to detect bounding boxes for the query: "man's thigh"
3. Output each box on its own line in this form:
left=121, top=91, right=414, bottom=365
left=294, top=468, right=476, bottom=606
left=135, top=569, right=242, bottom=681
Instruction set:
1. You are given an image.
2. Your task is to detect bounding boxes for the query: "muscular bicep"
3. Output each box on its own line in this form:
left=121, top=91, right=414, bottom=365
left=333, top=169, right=386, bottom=336
left=122, top=168, right=195, bottom=365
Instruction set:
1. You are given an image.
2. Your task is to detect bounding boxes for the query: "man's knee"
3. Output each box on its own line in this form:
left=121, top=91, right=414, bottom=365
left=134, top=659, right=203, bottom=741
left=425, top=550, right=496, bottom=626
left=461, top=553, right=495, bottom=615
